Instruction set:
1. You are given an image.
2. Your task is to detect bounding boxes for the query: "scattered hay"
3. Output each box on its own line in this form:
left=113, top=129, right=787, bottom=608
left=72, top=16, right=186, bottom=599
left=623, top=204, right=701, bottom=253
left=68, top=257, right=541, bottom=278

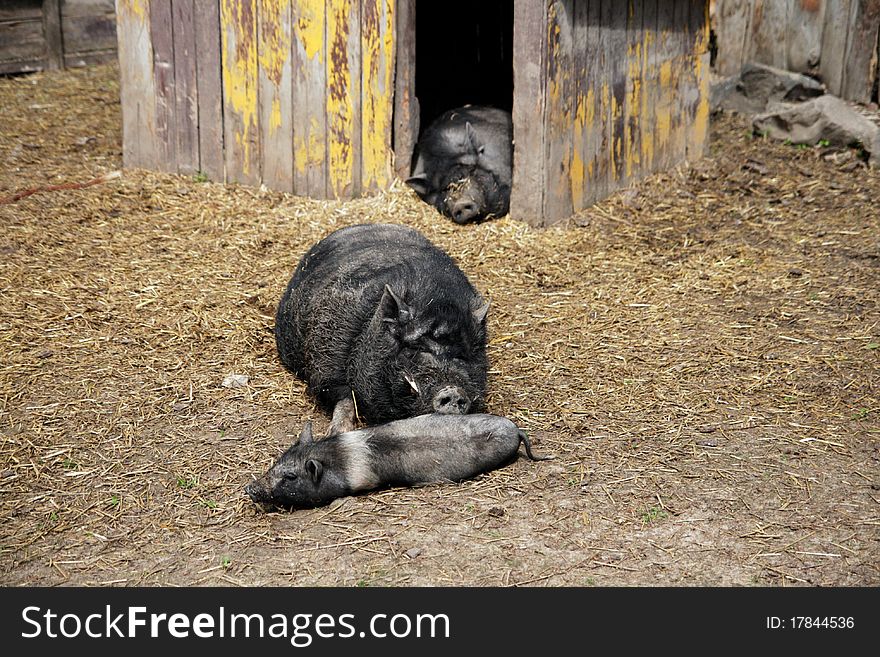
left=0, top=64, right=877, bottom=586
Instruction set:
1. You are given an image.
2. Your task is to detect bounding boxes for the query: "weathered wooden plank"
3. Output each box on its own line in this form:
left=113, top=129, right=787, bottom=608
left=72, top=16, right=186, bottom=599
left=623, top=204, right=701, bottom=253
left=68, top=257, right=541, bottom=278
left=258, top=0, right=294, bottom=192
left=668, top=0, right=691, bottom=167
left=393, top=0, right=417, bottom=181
left=842, top=0, right=880, bottom=103
left=687, top=0, right=710, bottom=161
left=60, top=0, right=117, bottom=60
left=116, top=0, right=158, bottom=170
left=0, top=12, right=44, bottom=74
left=221, top=0, right=260, bottom=186
left=640, top=0, right=658, bottom=176
left=570, top=0, right=590, bottom=210
left=544, top=0, right=574, bottom=222
left=194, top=0, right=224, bottom=181
left=63, top=0, right=115, bottom=16
left=511, top=0, right=547, bottom=224
left=654, top=0, right=676, bottom=174
left=713, top=0, right=753, bottom=76
left=787, top=0, right=826, bottom=74
left=292, top=0, right=327, bottom=198
left=361, top=0, right=395, bottom=194
left=748, top=0, right=788, bottom=69
left=625, top=0, right=644, bottom=183
left=582, top=0, right=606, bottom=207
left=150, top=0, right=177, bottom=172
left=326, top=0, right=361, bottom=199
left=0, top=2, right=41, bottom=22
left=43, top=0, right=64, bottom=70
left=593, top=0, right=614, bottom=203
left=819, top=0, right=851, bottom=96
left=609, top=1, right=628, bottom=186
left=172, top=0, right=199, bottom=175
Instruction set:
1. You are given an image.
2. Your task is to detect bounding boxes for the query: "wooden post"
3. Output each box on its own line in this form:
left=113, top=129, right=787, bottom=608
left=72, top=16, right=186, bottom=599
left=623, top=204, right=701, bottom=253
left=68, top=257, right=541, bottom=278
left=510, top=0, right=547, bottom=226
left=43, top=0, right=64, bottom=70
left=543, top=0, right=574, bottom=222
left=393, top=0, right=418, bottom=180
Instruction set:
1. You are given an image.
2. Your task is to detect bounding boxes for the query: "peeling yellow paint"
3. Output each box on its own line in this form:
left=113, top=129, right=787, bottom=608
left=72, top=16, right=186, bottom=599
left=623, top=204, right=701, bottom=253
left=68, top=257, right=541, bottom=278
left=601, top=81, right=610, bottom=178
left=297, top=1, right=325, bottom=61
left=641, top=28, right=655, bottom=171
left=570, top=149, right=585, bottom=209
left=656, top=60, right=673, bottom=153
left=221, top=0, right=258, bottom=177
left=689, top=54, right=710, bottom=158
left=582, top=86, right=596, bottom=205
left=571, top=89, right=587, bottom=208
left=259, top=0, right=291, bottom=139
left=269, top=95, right=283, bottom=132
left=611, top=91, right=622, bottom=181
left=293, top=116, right=324, bottom=175
left=585, top=87, right=595, bottom=126
left=625, top=40, right=642, bottom=179
left=292, top=0, right=325, bottom=180
left=361, top=0, right=394, bottom=191
left=327, top=0, right=354, bottom=198
left=120, top=0, right=148, bottom=21
left=259, top=0, right=290, bottom=86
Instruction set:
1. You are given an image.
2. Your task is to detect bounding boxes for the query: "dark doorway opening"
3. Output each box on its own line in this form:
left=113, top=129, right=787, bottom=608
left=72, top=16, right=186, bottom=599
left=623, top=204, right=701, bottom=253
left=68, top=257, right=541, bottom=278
left=414, top=1, right=514, bottom=134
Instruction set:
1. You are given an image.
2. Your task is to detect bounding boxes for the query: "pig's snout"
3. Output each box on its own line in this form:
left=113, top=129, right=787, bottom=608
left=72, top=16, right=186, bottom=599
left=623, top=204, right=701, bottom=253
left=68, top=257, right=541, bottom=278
left=432, top=386, right=471, bottom=414
left=245, top=479, right=270, bottom=503
left=450, top=199, right=479, bottom=224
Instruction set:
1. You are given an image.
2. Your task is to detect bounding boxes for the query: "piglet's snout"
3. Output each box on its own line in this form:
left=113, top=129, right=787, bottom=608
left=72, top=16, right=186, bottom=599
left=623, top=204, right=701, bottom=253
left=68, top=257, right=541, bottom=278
left=245, top=477, right=272, bottom=503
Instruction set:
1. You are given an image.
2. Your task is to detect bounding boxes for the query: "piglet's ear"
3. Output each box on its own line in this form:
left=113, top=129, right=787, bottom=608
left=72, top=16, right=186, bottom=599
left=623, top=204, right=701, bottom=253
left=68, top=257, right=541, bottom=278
left=466, top=122, right=486, bottom=156
left=379, top=284, right=412, bottom=328
left=471, top=295, right=490, bottom=325
left=298, top=421, right=314, bottom=446
left=406, top=175, right=431, bottom=198
left=305, top=459, right=323, bottom=485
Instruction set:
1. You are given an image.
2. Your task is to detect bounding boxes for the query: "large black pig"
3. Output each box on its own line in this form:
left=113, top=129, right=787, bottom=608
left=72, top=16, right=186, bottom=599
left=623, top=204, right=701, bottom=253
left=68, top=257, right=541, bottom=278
left=407, top=106, right=512, bottom=224
left=275, top=223, right=489, bottom=433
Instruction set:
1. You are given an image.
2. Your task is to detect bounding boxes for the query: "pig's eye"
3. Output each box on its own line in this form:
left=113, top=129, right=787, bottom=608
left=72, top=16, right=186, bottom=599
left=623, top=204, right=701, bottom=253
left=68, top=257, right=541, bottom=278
left=283, top=472, right=298, bottom=481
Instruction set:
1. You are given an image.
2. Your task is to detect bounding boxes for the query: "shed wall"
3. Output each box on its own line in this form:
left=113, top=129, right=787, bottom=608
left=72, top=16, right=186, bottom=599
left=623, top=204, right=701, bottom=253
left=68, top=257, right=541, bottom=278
left=117, top=0, right=395, bottom=197
left=512, top=0, right=710, bottom=226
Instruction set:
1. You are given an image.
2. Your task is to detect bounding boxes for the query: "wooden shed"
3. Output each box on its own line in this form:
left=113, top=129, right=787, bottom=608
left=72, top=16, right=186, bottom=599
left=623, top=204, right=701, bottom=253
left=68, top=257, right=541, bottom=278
left=117, top=0, right=710, bottom=226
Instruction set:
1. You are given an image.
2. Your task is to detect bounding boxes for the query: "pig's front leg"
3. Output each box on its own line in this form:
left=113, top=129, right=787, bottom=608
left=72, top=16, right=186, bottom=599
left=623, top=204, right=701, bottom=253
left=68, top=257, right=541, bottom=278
left=328, top=396, right=356, bottom=436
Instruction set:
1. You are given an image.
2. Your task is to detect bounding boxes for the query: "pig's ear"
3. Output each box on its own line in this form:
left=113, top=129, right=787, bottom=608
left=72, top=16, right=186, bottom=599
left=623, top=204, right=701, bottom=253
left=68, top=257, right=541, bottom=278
left=298, top=421, right=314, bottom=446
left=406, top=175, right=431, bottom=198
left=471, top=295, right=490, bottom=325
left=466, top=122, right=486, bottom=156
left=305, top=459, right=323, bottom=485
left=379, top=284, right=413, bottom=329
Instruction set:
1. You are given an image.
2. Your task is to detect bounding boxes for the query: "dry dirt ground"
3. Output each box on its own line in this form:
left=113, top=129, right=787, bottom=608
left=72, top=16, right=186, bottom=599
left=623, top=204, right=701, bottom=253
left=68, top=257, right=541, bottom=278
left=1, top=64, right=878, bottom=587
